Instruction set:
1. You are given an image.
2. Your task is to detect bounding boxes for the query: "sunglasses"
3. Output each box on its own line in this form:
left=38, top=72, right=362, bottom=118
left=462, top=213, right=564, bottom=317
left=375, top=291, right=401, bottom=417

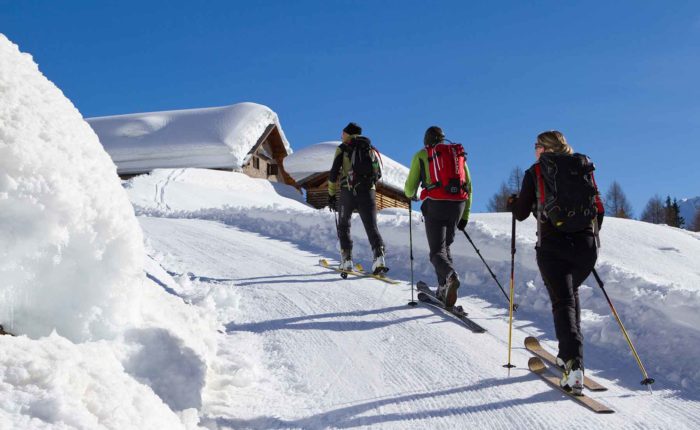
left=534, top=143, right=544, bottom=149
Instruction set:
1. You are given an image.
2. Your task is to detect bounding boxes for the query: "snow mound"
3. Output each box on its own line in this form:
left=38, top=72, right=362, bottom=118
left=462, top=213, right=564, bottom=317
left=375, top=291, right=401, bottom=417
left=0, top=34, right=145, bottom=341
left=124, top=168, right=309, bottom=213
left=284, top=141, right=409, bottom=193
left=0, top=333, right=187, bottom=429
left=87, top=102, right=291, bottom=175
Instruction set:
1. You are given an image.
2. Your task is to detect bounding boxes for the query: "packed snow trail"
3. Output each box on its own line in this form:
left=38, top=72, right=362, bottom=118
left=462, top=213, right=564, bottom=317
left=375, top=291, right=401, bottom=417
left=141, top=216, right=700, bottom=429
left=130, top=168, right=700, bottom=397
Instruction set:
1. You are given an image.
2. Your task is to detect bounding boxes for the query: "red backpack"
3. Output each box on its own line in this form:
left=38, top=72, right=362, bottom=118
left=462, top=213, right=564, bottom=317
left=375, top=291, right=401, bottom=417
left=420, top=143, right=469, bottom=201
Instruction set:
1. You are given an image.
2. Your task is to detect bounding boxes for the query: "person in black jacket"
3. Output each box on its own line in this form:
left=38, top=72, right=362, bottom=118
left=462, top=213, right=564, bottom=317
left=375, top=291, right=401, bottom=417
left=328, top=122, right=387, bottom=274
left=509, top=130, right=604, bottom=395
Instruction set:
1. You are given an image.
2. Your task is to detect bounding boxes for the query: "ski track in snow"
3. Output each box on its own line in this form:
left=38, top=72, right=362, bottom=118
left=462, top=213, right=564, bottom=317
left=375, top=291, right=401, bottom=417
left=141, top=216, right=700, bottom=429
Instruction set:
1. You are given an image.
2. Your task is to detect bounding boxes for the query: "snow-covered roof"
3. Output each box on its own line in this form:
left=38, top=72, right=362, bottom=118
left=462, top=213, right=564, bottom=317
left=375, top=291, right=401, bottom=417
left=284, top=141, right=409, bottom=194
left=87, top=102, right=292, bottom=175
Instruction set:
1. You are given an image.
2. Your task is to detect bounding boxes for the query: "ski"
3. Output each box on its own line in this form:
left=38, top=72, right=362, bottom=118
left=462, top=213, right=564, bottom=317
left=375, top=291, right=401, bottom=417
left=418, top=293, right=486, bottom=333
left=318, top=259, right=400, bottom=284
left=524, top=336, right=607, bottom=392
left=528, top=357, right=614, bottom=414
left=416, top=281, right=467, bottom=315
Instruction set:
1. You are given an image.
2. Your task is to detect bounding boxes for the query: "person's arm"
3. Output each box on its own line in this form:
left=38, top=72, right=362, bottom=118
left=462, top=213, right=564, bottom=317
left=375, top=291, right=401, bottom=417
left=328, top=146, right=344, bottom=197
left=513, top=170, right=536, bottom=221
left=461, top=162, right=472, bottom=222
left=403, top=151, right=422, bottom=199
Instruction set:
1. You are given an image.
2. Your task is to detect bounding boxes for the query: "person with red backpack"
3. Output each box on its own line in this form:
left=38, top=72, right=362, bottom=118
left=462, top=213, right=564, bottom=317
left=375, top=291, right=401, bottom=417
left=328, top=122, right=387, bottom=275
left=404, top=126, right=472, bottom=309
left=508, top=130, right=605, bottom=395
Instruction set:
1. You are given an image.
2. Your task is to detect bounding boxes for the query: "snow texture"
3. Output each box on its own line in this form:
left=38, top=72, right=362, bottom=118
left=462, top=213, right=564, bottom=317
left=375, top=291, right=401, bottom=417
left=0, top=34, right=145, bottom=342
left=86, top=102, right=291, bottom=175
left=0, top=34, right=215, bottom=429
left=132, top=168, right=700, bottom=401
left=284, top=141, right=409, bottom=193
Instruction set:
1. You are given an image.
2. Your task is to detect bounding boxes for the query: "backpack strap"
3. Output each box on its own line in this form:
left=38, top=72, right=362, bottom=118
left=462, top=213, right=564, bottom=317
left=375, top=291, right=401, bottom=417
left=590, top=171, right=604, bottom=248
left=533, top=163, right=546, bottom=248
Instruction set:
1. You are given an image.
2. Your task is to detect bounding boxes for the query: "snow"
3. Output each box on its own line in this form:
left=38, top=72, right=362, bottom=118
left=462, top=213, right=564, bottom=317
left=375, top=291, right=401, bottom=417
left=0, top=34, right=213, bottom=429
left=86, top=102, right=291, bottom=175
left=0, top=34, right=145, bottom=342
left=284, top=141, right=409, bottom=193
left=3, top=32, right=700, bottom=429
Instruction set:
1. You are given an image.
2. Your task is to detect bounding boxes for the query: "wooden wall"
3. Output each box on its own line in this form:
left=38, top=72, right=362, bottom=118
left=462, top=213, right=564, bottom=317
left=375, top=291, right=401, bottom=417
left=302, top=179, right=409, bottom=211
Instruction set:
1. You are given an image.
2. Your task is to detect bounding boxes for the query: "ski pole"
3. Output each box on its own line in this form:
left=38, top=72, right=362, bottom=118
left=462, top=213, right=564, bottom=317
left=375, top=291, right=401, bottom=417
left=408, top=203, right=417, bottom=306
left=503, top=211, right=516, bottom=371
left=462, top=230, right=519, bottom=311
left=592, top=269, right=655, bottom=391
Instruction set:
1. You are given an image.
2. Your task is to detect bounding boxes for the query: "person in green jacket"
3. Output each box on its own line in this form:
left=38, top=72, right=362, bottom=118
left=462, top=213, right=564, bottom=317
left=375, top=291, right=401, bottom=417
left=404, top=126, right=472, bottom=308
left=328, top=122, right=387, bottom=274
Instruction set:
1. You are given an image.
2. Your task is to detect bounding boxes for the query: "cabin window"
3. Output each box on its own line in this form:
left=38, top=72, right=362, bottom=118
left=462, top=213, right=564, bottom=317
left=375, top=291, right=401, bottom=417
left=267, top=164, right=278, bottom=176
left=253, top=157, right=260, bottom=170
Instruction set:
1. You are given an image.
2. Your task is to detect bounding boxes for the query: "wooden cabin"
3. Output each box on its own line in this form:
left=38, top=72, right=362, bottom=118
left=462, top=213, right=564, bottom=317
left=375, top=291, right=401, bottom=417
left=296, top=172, right=410, bottom=211
left=240, top=123, right=295, bottom=185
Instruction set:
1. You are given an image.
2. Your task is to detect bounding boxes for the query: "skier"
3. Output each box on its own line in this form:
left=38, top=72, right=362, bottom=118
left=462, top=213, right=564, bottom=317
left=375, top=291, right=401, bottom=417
left=509, top=130, right=605, bottom=395
left=404, top=126, right=472, bottom=309
left=328, top=122, right=387, bottom=274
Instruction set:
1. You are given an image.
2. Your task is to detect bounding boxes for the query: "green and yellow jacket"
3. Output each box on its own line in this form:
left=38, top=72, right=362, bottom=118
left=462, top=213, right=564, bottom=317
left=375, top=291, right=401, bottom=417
left=403, top=148, right=472, bottom=222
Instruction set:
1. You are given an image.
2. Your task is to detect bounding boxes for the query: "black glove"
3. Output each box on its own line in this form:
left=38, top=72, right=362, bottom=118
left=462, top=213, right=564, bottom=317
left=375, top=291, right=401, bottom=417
left=506, top=194, right=518, bottom=212
left=457, top=218, right=468, bottom=231
left=328, top=195, right=337, bottom=210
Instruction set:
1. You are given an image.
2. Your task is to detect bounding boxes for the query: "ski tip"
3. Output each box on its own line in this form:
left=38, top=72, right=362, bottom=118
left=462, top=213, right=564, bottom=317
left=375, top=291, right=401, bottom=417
left=524, top=336, right=541, bottom=349
left=319, top=259, right=328, bottom=266
left=528, top=356, right=546, bottom=373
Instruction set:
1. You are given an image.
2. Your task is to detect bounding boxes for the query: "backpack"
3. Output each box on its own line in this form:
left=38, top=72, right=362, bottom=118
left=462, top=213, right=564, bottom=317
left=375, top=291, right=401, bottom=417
left=419, top=142, right=469, bottom=201
left=344, top=136, right=382, bottom=191
left=532, top=152, right=602, bottom=238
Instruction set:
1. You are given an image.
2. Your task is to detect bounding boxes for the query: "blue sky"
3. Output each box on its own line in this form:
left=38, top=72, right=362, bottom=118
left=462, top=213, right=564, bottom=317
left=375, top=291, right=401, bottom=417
left=2, top=0, right=699, bottom=214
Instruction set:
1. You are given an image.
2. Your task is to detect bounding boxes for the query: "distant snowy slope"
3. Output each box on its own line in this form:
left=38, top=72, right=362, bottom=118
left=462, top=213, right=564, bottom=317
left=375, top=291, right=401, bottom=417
left=87, top=102, right=291, bottom=175
left=125, top=168, right=309, bottom=212
left=284, top=141, right=409, bottom=193
left=679, top=196, right=700, bottom=229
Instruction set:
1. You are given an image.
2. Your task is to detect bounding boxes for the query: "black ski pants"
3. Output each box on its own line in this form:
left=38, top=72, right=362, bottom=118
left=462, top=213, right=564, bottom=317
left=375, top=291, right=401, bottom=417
left=421, top=199, right=466, bottom=286
left=337, top=188, right=384, bottom=254
left=536, top=233, right=598, bottom=367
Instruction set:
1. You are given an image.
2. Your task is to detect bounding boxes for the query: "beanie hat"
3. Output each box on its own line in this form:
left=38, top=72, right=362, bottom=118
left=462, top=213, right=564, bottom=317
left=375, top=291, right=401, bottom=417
left=424, top=126, right=445, bottom=147
left=343, top=122, right=362, bottom=135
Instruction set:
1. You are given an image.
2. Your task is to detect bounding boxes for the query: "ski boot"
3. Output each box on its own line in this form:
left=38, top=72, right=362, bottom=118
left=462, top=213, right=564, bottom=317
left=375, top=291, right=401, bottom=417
left=339, top=249, right=354, bottom=276
left=560, top=359, right=584, bottom=396
left=371, top=246, right=389, bottom=275
left=442, top=271, right=460, bottom=309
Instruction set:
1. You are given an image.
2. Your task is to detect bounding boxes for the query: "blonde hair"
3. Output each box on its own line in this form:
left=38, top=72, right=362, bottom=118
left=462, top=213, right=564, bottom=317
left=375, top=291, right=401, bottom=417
left=537, top=130, right=573, bottom=154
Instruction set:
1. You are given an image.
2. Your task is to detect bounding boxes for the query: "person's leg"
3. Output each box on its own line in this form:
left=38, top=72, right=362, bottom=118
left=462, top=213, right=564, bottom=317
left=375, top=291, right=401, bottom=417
left=356, top=189, right=385, bottom=253
left=444, top=201, right=466, bottom=267
left=337, top=189, right=356, bottom=253
left=422, top=200, right=450, bottom=286
left=537, top=245, right=582, bottom=365
left=569, top=234, right=599, bottom=362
